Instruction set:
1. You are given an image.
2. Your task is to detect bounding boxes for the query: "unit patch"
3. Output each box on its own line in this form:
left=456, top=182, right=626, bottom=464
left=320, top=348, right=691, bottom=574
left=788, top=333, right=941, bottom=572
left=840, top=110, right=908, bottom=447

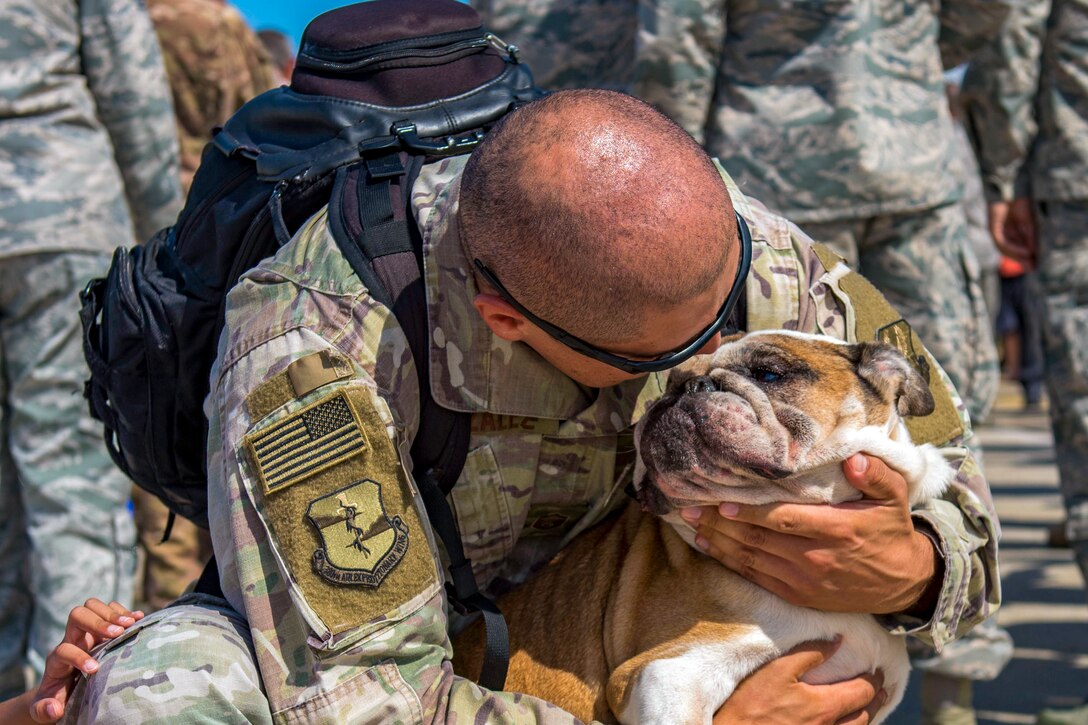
left=246, top=390, right=369, bottom=495
left=308, top=480, right=409, bottom=586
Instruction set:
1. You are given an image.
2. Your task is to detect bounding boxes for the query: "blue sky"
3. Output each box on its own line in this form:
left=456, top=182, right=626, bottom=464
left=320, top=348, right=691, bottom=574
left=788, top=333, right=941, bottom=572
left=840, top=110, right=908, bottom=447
left=232, top=1, right=356, bottom=49
left=232, top=1, right=467, bottom=50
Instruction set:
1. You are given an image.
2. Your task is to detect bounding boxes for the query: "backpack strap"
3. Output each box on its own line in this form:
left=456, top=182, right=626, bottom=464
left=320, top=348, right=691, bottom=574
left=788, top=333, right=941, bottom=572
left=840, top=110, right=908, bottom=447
left=328, top=153, right=508, bottom=691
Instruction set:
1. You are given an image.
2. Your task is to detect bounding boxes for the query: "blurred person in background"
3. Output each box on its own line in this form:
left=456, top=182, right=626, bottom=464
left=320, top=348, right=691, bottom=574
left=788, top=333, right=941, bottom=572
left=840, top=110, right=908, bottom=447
left=147, top=0, right=278, bottom=194
left=133, top=0, right=278, bottom=613
left=472, top=0, right=636, bottom=90
left=257, top=29, right=296, bottom=86
left=0, top=0, right=180, bottom=700
left=635, top=3, right=1014, bottom=723
left=964, top=8, right=1088, bottom=720
left=949, top=68, right=1045, bottom=411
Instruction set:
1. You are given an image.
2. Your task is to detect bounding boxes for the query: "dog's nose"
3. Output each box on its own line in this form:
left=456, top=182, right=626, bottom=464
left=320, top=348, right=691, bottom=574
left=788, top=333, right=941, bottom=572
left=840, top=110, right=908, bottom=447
left=685, top=376, right=716, bottom=395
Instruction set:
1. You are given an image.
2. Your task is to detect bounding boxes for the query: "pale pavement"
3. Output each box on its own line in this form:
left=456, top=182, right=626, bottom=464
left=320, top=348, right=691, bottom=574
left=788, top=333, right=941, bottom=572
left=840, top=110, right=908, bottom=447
left=891, top=380, right=1088, bottom=724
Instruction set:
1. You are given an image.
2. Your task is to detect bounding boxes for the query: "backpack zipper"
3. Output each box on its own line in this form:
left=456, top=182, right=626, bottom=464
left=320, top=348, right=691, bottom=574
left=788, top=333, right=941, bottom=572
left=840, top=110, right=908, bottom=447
left=298, top=29, right=519, bottom=73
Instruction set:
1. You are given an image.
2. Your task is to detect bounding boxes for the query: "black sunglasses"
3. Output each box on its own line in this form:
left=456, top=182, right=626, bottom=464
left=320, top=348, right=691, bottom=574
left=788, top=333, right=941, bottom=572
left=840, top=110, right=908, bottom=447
left=472, top=211, right=753, bottom=375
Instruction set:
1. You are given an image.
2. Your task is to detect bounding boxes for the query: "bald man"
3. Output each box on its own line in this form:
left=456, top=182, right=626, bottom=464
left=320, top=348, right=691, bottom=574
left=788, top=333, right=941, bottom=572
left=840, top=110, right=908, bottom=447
left=66, top=90, right=999, bottom=724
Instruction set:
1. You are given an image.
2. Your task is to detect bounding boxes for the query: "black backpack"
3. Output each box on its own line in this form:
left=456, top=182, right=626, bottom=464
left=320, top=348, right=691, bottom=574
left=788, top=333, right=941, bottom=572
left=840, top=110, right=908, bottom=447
left=79, top=0, right=542, bottom=690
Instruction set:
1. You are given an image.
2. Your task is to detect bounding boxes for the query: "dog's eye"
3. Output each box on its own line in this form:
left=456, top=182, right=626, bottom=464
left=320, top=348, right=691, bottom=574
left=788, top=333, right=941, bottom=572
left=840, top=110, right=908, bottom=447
left=751, top=368, right=783, bottom=383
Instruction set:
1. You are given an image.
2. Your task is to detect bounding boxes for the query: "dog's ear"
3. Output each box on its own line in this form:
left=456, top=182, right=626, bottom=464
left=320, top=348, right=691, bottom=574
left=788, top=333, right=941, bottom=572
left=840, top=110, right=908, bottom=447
left=855, top=342, right=935, bottom=417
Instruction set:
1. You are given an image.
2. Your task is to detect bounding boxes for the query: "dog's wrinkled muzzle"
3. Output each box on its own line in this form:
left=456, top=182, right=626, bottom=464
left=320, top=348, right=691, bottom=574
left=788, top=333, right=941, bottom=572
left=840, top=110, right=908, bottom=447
left=636, top=372, right=803, bottom=509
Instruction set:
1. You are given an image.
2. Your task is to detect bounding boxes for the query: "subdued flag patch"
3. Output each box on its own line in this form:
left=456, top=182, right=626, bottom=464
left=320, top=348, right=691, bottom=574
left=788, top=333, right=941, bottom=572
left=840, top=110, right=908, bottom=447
left=246, top=391, right=368, bottom=495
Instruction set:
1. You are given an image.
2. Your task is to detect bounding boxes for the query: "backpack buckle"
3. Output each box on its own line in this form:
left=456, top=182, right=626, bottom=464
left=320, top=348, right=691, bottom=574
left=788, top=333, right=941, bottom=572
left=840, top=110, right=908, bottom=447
left=483, top=32, right=520, bottom=63
left=392, top=121, right=485, bottom=156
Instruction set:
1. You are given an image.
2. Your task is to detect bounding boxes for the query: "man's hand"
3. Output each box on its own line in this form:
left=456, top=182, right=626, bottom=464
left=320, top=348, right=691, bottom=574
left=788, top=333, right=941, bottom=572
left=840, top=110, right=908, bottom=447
left=680, top=453, right=941, bottom=615
left=713, top=638, right=888, bottom=725
left=988, top=197, right=1037, bottom=268
left=28, top=599, right=143, bottom=722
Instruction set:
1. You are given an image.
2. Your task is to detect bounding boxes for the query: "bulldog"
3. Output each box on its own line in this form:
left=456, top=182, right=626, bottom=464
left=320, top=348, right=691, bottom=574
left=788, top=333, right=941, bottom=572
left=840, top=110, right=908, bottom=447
left=453, top=331, right=956, bottom=724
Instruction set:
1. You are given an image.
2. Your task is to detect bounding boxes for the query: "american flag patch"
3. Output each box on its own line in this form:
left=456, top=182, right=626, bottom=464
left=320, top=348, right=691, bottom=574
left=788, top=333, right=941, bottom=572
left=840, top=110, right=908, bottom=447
left=246, top=391, right=368, bottom=495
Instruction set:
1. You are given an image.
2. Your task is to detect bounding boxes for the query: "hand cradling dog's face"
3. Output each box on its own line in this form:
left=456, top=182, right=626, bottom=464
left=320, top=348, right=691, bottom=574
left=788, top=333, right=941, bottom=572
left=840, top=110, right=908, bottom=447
left=633, top=331, right=935, bottom=514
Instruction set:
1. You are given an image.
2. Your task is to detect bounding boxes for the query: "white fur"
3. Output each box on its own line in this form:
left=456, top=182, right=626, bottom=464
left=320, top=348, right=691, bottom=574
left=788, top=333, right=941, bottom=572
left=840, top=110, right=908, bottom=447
left=623, top=573, right=912, bottom=725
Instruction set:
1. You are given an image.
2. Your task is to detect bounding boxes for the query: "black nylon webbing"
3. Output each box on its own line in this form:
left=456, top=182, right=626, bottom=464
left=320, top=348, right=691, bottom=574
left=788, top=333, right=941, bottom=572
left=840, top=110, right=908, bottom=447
left=330, top=153, right=509, bottom=691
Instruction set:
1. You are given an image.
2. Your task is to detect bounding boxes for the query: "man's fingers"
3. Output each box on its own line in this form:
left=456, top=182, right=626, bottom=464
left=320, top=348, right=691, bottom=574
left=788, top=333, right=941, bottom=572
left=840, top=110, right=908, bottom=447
left=842, top=686, right=890, bottom=725
left=696, top=525, right=799, bottom=592
left=833, top=680, right=887, bottom=725
left=776, top=637, right=842, bottom=677
left=842, top=454, right=907, bottom=503
left=708, top=500, right=829, bottom=539
left=823, top=670, right=884, bottom=722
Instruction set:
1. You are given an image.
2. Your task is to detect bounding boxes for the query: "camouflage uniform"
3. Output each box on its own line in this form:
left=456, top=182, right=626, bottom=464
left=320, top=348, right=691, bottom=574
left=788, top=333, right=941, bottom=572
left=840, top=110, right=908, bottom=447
left=65, top=157, right=1000, bottom=722
left=147, top=0, right=279, bottom=193
left=634, top=0, right=1002, bottom=426
left=132, top=0, right=279, bottom=613
left=472, top=0, right=636, bottom=90
left=963, top=0, right=1088, bottom=591
left=0, top=0, right=181, bottom=698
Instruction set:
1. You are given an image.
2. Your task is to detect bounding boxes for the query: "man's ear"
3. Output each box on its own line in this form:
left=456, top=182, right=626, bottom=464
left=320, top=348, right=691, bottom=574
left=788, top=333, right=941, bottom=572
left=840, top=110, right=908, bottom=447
left=474, top=294, right=530, bottom=342
left=855, top=342, right=935, bottom=417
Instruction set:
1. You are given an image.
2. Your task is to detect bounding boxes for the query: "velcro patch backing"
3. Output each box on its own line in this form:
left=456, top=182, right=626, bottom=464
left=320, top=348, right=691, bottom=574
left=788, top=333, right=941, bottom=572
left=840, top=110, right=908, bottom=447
left=244, top=386, right=437, bottom=635
left=245, top=350, right=354, bottom=421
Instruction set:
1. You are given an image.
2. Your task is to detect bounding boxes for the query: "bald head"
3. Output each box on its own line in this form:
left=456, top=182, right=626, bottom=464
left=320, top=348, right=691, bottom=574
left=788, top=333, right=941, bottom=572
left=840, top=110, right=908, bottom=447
left=459, top=90, right=737, bottom=345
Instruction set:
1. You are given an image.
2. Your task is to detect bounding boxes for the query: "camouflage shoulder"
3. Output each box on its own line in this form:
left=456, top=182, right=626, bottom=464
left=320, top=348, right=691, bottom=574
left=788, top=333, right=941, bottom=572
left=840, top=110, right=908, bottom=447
left=715, top=160, right=851, bottom=340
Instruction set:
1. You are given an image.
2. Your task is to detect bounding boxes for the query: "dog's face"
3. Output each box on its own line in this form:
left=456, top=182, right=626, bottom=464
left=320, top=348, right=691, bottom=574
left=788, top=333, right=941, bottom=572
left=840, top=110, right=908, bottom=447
left=634, top=331, right=934, bottom=514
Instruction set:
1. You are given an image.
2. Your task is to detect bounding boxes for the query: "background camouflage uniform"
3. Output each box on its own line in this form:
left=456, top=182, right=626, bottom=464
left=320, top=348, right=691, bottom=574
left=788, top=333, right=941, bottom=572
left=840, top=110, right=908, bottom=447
left=473, top=0, right=637, bottom=90
left=131, top=0, right=279, bottom=614
left=0, top=0, right=181, bottom=698
left=963, top=0, right=1088, bottom=591
left=634, top=0, right=1002, bottom=427
left=66, top=157, right=1000, bottom=722
left=147, top=0, right=279, bottom=194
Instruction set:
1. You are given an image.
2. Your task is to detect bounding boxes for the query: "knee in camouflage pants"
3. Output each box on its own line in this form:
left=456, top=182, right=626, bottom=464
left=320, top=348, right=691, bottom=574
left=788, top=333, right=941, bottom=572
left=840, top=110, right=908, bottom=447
left=0, top=252, right=136, bottom=699
left=1035, top=200, right=1088, bottom=591
left=802, top=201, right=1000, bottom=425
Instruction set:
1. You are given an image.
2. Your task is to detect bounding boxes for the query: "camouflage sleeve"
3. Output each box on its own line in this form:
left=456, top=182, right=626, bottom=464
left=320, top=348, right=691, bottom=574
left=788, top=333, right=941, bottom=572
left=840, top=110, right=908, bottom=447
left=80, top=0, right=181, bottom=239
left=633, top=0, right=727, bottom=143
left=937, top=0, right=1013, bottom=70
left=741, top=202, right=1001, bottom=650
left=882, top=451, right=1002, bottom=650
left=210, top=329, right=596, bottom=722
left=961, top=0, right=1051, bottom=202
